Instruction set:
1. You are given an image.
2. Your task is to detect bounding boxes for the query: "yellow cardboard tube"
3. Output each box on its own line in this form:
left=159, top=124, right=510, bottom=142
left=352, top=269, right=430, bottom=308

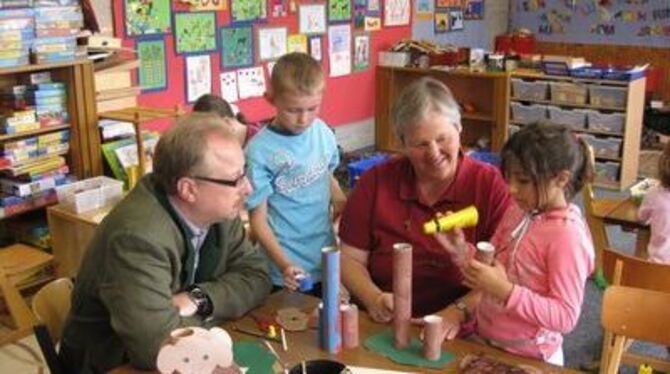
left=423, top=205, right=479, bottom=234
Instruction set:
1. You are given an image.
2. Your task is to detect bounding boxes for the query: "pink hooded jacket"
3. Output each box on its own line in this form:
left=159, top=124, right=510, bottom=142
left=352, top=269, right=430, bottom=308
left=638, top=186, right=670, bottom=264
left=472, top=203, right=594, bottom=361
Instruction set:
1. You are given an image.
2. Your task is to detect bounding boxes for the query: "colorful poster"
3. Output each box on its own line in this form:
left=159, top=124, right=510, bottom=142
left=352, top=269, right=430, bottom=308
left=124, top=0, right=171, bottom=36
left=257, top=27, right=287, bottom=61
left=352, top=33, right=369, bottom=71
left=174, top=12, right=217, bottom=55
left=299, top=4, right=327, bottom=34
left=353, top=0, right=367, bottom=29
left=137, top=38, right=167, bottom=91
left=364, top=16, right=382, bottom=30
left=329, top=0, right=352, bottom=22
left=188, top=0, right=227, bottom=11
left=415, top=0, right=433, bottom=20
left=384, top=0, right=410, bottom=26
left=185, top=55, right=212, bottom=103
left=271, top=0, right=288, bottom=17
left=464, top=0, right=484, bottom=20
left=287, top=34, right=308, bottom=53
left=436, top=0, right=463, bottom=8
left=450, top=8, right=464, bottom=30
left=309, top=35, right=323, bottom=61
left=220, top=72, right=239, bottom=103
left=435, top=11, right=450, bottom=33
left=328, top=24, right=351, bottom=77
left=221, top=26, right=254, bottom=68
left=231, top=0, right=268, bottom=22
left=237, top=67, right=266, bottom=99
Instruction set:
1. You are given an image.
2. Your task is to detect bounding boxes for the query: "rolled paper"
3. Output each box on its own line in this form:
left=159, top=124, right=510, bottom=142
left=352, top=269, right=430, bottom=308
left=423, top=315, right=443, bottom=361
left=320, top=246, right=341, bottom=353
left=423, top=205, right=479, bottom=234
left=296, top=273, right=314, bottom=292
left=393, top=243, right=412, bottom=349
left=340, top=304, right=359, bottom=349
left=475, top=241, right=495, bottom=265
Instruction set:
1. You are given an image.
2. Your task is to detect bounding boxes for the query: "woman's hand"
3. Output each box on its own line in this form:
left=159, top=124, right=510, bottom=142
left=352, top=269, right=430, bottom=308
left=366, top=292, right=394, bottom=323
left=281, top=265, right=304, bottom=291
left=434, top=222, right=469, bottom=267
left=412, top=306, right=463, bottom=343
left=462, top=260, right=514, bottom=302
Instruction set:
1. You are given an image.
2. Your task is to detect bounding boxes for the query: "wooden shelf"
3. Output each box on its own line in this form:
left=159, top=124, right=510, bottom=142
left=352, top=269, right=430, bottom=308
left=510, top=97, right=625, bottom=112
left=509, top=121, right=624, bottom=138
left=0, top=124, right=71, bottom=142
left=463, top=112, right=494, bottom=122
left=594, top=180, right=621, bottom=190
left=387, top=65, right=510, bottom=78
left=0, top=192, right=59, bottom=221
left=513, top=70, right=631, bottom=86
left=0, top=59, right=89, bottom=75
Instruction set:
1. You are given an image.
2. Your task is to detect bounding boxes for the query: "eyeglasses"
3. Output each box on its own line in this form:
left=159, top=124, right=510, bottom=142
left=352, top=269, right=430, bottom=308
left=192, top=173, right=247, bottom=188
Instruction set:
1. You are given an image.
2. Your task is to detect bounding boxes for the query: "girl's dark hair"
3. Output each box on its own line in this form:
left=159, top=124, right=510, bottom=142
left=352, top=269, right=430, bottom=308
left=501, top=122, right=594, bottom=206
left=193, top=94, right=235, bottom=118
left=660, top=141, right=670, bottom=188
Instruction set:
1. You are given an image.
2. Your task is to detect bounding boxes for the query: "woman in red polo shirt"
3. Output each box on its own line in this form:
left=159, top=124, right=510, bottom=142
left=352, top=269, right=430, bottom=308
left=339, top=77, right=511, bottom=324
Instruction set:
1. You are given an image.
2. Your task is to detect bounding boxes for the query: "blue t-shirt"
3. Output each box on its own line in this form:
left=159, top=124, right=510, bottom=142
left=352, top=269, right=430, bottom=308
left=245, top=119, right=339, bottom=285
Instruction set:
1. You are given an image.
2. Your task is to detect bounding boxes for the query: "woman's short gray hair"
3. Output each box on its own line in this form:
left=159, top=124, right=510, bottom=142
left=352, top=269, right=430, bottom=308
left=391, top=77, right=462, bottom=143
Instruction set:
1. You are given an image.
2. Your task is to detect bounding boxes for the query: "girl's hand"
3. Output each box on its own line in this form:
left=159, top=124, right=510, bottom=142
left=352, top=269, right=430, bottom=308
left=462, top=260, right=514, bottom=302
left=366, top=292, right=394, bottom=323
left=281, top=265, right=304, bottom=291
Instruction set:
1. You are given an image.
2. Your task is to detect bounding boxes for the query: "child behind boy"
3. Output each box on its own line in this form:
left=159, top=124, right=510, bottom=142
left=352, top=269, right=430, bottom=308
left=192, top=93, right=260, bottom=145
left=245, top=52, right=346, bottom=294
left=639, top=141, right=670, bottom=263
left=436, top=123, right=595, bottom=366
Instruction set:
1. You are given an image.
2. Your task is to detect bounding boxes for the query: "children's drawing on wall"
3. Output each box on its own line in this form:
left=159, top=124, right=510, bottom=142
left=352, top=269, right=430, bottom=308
left=219, top=72, right=239, bottom=103
left=221, top=26, right=254, bottom=69
left=596, top=4, right=613, bottom=22
left=231, top=0, right=267, bottom=22
left=652, top=7, right=670, bottom=21
left=299, top=4, right=327, bottom=34
left=450, top=8, right=465, bottom=30
left=309, top=35, right=323, bottom=61
left=415, top=0, right=433, bottom=21
left=186, top=0, right=227, bottom=11
left=271, top=0, right=288, bottom=17
left=539, top=8, right=571, bottom=34
left=328, top=24, right=352, bottom=77
left=354, top=0, right=369, bottom=29
left=258, top=27, right=288, bottom=61
left=185, top=54, right=212, bottom=102
left=329, top=0, right=352, bottom=22
left=124, top=0, right=171, bottom=36
left=137, top=38, right=167, bottom=92
left=384, top=0, right=410, bottom=26
left=518, top=0, right=545, bottom=12
left=353, top=33, right=370, bottom=71
left=436, top=0, right=463, bottom=8
left=613, top=9, right=646, bottom=22
left=367, top=0, right=380, bottom=13
left=637, top=24, right=670, bottom=36
left=434, top=11, right=450, bottom=33
left=464, top=0, right=484, bottom=20
left=174, top=12, right=217, bottom=54
left=237, top=66, right=266, bottom=99
left=287, top=34, right=308, bottom=53
left=364, top=16, right=382, bottom=30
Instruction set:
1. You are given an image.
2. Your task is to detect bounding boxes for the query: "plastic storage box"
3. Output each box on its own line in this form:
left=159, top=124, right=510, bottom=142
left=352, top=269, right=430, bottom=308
left=594, top=161, right=620, bottom=184
left=585, top=110, right=625, bottom=134
left=582, top=135, right=623, bottom=159
left=547, top=106, right=587, bottom=129
left=347, top=154, right=389, bottom=188
left=511, top=79, right=548, bottom=101
left=549, top=82, right=588, bottom=104
left=510, top=102, right=547, bottom=124
left=589, top=85, right=627, bottom=108
left=55, top=176, right=123, bottom=213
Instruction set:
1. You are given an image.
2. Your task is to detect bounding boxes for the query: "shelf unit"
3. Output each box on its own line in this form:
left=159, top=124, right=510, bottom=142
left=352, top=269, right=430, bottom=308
left=510, top=72, right=645, bottom=190
left=375, top=66, right=510, bottom=152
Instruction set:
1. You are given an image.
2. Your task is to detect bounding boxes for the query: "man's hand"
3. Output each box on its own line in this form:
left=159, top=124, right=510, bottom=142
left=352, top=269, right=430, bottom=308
left=171, top=292, right=197, bottom=317
left=282, top=265, right=304, bottom=291
left=366, top=292, right=394, bottom=323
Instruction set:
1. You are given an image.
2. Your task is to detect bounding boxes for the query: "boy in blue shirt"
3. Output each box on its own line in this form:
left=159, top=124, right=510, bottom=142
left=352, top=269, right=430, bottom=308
left=245, top=52, right=346, bottom=294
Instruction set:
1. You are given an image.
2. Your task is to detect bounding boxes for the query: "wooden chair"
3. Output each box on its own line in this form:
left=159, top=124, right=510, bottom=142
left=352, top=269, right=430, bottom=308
left=31, top=278, right=73, bottom=374
left=599, top=248, right=670, bottom=372
left=601, top=286, right=670, bottom=374
left=0, top=265, right=37, bottom=346
left=581, top=182, right=615, bottom=274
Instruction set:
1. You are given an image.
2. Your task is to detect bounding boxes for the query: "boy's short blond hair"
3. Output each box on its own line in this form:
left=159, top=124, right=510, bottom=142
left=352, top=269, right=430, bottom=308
left=271, top=52, right=324, bottom=97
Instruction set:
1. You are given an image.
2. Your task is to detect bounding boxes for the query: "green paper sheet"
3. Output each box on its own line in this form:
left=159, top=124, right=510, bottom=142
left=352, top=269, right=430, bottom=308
left=233, top=340, right=276, bottom=373
left=364, top=329, right=455, bottom=369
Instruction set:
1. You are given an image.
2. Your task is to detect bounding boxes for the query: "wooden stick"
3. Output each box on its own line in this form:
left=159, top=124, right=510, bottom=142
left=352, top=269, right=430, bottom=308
left=301, top=360, right=307, bottom=374
left=262, top=340, right=288, bottom=374
left=280, top=328, right=288, bottom=352
left=231, top=324, right=280, bottom=342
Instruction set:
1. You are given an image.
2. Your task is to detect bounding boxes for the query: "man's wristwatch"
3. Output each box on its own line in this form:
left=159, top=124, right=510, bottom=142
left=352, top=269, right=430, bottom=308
left=186, top=286, right=213, bottom=318
left=454, top=298, right=470, bottom=322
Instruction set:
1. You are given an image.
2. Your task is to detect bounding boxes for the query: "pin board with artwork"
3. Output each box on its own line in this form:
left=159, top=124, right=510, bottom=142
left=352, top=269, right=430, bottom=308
left=112, top=0, right=411, bottom=128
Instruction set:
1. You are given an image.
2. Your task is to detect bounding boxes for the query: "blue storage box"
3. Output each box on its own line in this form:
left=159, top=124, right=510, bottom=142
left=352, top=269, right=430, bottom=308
left=570, top=67, right=604, bottom=79
left=347, top=154, right=389, bottom=187
left=469, top=151, right=501, bottom=167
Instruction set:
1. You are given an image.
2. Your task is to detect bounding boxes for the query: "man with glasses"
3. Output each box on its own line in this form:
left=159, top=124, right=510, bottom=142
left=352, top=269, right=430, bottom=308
left=59, top=113, right=271, bottom=373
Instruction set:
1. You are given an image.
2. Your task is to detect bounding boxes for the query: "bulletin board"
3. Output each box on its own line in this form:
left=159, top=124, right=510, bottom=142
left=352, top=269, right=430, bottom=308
left=111, top=0, right=411, bottom=129
left=509, top=0, right=670, bottom=48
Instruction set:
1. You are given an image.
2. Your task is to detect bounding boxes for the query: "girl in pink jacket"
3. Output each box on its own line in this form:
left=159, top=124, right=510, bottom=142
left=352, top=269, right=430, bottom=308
left=638, top=141, right=670, bottom=263
left=436, top=123, right=595, bottom=365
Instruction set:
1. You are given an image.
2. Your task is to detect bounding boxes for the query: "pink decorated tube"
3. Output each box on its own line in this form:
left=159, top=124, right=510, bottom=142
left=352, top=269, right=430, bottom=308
left=422, top=315, right=443, bottom=361
left=393, top=242, right=412, bottom=349
left=340, top=303, right=359, bottom=349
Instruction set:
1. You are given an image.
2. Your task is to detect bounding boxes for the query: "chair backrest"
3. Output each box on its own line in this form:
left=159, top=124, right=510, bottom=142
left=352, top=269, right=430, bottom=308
left=0, top=265, right=36, bottom=346
left=602, top=286, right=670, bottom=346
left=602, top=247, right=670, bottom=292
left=581, top=183, right=610, bottom=271
left=31, top=277, right=73, bottom=344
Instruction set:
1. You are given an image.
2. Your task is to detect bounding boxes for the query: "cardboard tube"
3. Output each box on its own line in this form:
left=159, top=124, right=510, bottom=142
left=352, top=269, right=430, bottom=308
left=475, top=241, right=495, bottom=265
left=340, top=304, right=359, bottom=349
left=393, top=243, right=412, bottom=349
left=423, top=315, right=443, bottom=361
left=320, top=246, right=341, bottom=353
left=423, top=205, right=479, bottom=234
